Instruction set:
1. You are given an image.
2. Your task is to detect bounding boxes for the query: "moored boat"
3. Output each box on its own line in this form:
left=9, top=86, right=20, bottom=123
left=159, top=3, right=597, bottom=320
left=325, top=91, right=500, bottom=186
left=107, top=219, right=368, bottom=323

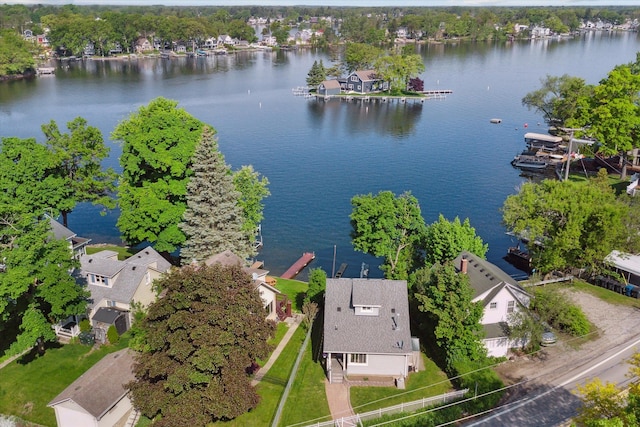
left=511, top=154, right=549, bottom=170
left=506, top=245, right=533, bottom=273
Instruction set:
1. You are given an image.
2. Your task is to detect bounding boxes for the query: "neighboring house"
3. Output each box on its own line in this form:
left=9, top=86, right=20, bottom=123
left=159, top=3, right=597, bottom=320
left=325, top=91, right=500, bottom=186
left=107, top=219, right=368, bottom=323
left=203, top=37, right=216, bottom=49
left=49, top=217, right=91, bottom=261
left=48, top=349, right=136, bottom=427
left=204, top=250, right=285, bottom=320
left=217, top=34, right=234, bottom=46
left=134, top=37, right=152, bottom=53
left=453, top=251, right=531, bottom=357
left=83, top=42, right=95, bottom=56
left=37, top=34, right=50, bottom=47
left=77, top=246, right=171, bottom=342
left=323, top=278, right=416, bottom=384
left=317, top=79, right=341, bottom=96
left=340, top=70, right=388, bottom=94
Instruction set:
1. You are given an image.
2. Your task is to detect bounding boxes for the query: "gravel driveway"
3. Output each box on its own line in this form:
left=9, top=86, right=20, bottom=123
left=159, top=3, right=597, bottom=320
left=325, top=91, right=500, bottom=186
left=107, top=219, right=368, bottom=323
left=495, top=288, right=640, bottom=391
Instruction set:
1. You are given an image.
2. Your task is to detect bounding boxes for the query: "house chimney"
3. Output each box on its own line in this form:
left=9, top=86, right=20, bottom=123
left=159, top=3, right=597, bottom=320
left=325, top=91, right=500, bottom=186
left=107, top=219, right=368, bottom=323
left=460, top=258, right=468, bottom=274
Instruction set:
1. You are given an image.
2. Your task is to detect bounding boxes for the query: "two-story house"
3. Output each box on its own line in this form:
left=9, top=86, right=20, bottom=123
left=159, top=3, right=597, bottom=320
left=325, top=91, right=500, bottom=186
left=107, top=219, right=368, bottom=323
left=323, top=278, right=417, bottom=384
left=78, top=247, right=172, bottom=342
left=340, top=70, right=388, bottom=94
left=453, top=251, right=531, bottom=357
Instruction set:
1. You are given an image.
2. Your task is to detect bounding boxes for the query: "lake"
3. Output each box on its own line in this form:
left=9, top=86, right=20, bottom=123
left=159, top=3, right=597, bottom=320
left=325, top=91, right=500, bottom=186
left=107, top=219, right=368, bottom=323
left=1, top=31, right=639, bottom=279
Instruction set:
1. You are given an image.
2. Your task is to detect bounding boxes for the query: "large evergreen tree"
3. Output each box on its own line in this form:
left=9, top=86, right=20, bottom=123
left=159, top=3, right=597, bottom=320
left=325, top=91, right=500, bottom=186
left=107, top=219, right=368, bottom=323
left=179, top=127, right=252, bottom=262
left=128, top=263, right=275, bottom=427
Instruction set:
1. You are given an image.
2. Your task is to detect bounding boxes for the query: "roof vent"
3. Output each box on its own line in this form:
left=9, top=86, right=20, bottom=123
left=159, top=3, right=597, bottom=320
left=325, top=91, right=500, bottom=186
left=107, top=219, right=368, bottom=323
left=337, top=307, right=341, bottom=312
left=132, top=266, right=136, bottom=270
left=88, top=259, right=92, bottom=263
left=391, top=308, right=396, bottom=313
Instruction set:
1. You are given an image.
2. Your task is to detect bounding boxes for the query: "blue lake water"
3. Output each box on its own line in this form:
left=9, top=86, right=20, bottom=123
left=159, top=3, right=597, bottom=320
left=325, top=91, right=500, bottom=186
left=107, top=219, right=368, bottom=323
left=1, top=31, right=639, bottom=279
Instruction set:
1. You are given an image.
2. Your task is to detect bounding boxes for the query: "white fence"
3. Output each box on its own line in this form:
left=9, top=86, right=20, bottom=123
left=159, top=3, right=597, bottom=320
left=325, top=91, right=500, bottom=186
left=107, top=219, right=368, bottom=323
left=303, top=389, right=469, bottom=427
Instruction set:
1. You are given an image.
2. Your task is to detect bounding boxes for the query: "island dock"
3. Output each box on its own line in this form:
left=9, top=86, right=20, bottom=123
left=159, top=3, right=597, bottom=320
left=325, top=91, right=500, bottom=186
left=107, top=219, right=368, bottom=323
left=37, top=67, right=56, bottom=75
left=281, top=252, right=316, bottom=280
left=309, top=89, right=452, bottom=104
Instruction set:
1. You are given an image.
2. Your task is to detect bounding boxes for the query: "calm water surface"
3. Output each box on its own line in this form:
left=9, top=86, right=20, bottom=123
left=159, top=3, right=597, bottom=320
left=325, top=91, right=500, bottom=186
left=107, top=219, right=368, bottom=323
left=1, top=31, right=639, bottom=279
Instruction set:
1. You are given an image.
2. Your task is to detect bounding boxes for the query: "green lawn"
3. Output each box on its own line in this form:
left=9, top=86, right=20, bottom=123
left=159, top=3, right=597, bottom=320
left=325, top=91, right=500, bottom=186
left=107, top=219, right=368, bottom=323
left=86, top=244, right=134, bottom=260
left=350, top=354, right=453, bottom=414
left=273, top=278, right=308, bottom=312
left=213, top=325, right=307, bottom=427
left=548, top=279, right=640, bottom=309
left=0, top=337, right=131, bottom=427
left=277, top=337, right=331, bottom=427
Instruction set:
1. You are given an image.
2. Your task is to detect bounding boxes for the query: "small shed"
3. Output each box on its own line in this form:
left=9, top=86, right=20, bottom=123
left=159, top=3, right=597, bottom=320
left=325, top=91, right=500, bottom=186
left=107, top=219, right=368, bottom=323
left=318, top=80, right=341, bottom=96
left=48, top=349, right=136, bottom=427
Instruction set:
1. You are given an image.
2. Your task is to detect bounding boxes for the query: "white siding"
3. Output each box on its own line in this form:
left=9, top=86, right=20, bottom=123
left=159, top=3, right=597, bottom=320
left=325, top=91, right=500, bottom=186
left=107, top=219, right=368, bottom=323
left=52, top=400, right=99, bottom=427
left=97, top=395, right=133, bottom=427
left=347, top=353, right=408, bottom=377
left=480, top=287, right=519, bottom=325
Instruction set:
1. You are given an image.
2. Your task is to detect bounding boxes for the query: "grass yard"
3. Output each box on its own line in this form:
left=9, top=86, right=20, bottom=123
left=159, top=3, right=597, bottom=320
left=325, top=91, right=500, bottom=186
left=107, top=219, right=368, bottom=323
left=277, top=338, right=331, bottom=427
left=214, top=325, right=307, bottom=427
left=86, top=244, right=134, bottom=260
left=273, top=278, right=308, bottom=312
left=350, top=354, right=453, bottom=414
left=0, top=337, right=130, bottom=427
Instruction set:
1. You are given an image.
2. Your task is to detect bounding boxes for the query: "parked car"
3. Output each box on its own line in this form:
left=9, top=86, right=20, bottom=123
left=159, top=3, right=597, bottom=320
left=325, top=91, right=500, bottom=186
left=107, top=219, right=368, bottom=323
left=541, top=331, right=557, bottom=346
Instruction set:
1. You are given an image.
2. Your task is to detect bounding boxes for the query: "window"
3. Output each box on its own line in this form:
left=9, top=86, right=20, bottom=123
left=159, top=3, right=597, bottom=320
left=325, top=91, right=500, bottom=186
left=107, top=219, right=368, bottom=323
left=489, top=302, right=497, bottom=309
left=90, top=274, right=109, bottom=286
left=351, top=75, right=358, bottom=82
left=350, top=353, right=367, bottom=365
left=361, top=306, right=373, bottom=313
left=107, top=300, right=116, bottom=307
left=507, top=301, right=515, bottom=313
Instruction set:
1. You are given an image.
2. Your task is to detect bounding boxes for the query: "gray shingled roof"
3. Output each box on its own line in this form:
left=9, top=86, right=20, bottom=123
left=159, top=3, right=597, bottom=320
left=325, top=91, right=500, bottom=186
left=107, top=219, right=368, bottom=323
left=452, top=251, right=530, bottom=309
left=484, top=322, right=510, bottom=339
left=49, top=217, right=75, bottom=241
left=204, top=250, right=243, bottom=267
left=320, top=79, right=341, bottom=89
left=353, top=70, right=378, bottom=82
left=323, top=279, right=412, bottom=355
left=48, top=349, right=135, bottom=420
left=81, top=247, right=171, bottom=308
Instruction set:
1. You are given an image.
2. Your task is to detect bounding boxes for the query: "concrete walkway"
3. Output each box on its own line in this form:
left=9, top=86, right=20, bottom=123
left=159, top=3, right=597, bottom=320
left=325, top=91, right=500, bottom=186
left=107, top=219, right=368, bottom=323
left=252, top=314, right=302, bottom=386
left=325, top=380, right=355, bottom=419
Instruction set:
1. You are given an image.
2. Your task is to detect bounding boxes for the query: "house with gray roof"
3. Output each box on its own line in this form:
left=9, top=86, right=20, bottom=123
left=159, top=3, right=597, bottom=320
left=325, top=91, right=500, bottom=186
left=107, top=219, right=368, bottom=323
left=453, top=251, right=531, bottom=357
left=317, top=79, right=341, bottom=96
left=48, top=349, right=137, bottom=427
left=49, top=217, right=91, bottom=261
left=76, top=246, right=171, bottom=343
left=204, top=250, right=285, bottom=320
left=340, top=69, right=388, bottom=94
left=323, top=278, right=415, bottom=384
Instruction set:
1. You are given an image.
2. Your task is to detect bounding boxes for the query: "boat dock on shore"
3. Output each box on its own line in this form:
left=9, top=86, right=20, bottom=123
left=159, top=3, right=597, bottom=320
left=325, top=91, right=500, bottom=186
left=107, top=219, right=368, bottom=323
left=37, top=67, right=56, bottom=75
left=281, top=252, right=316, bottom=280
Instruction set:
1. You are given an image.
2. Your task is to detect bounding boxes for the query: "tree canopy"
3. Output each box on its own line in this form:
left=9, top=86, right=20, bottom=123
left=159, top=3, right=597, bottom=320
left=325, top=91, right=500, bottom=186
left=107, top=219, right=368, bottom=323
left=423, top=214, right=488, bottom=266
left=41, top=117, right=117, bottom=227
left=0, top=29, right=35, bottom=77
left=413, top=263, right=486, bottom=370
left=350, top=190, right=426, bottom=279
left=373, top=52, right=425, bottom=94
left=344, top=42, right=383, bottom=73
left=306, top=59, right=327, bottom=87
left=521, top=74, right=591, bottom=126
left=232, top=165, right=270, bottom=246
left=501, top=170, right=636, bottom=274
left=128, top=263, right=275, bottom=427
left=113, top=97, right=203, bottom=253
left=179, top=127, right=252, bottom=262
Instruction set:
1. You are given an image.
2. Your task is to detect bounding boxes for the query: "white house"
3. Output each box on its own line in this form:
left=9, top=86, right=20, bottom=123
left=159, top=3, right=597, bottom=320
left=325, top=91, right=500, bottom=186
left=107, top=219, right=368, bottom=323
left=605, top=250, right=640, bottom=286
left=77, top=246, right=171, bottom=342
left=48, top=349, right=136, bottom=427
left=204, top=250, right=284, bottom=320
left=453, top=251, right=531, bottom=357
left=323, top=278, right=417, bottom=384
left=49, top=217, right=91, bottom=261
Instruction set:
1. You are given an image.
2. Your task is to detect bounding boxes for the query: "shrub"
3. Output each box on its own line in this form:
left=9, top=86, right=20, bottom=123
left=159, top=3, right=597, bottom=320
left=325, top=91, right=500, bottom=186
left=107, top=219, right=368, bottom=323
left=107, top=325, right=120, bottom=344
left=79, top=319, right=91, bottom=332
left=532, top=288, right=590, bottom=337
left=557, top=305, right=590, bottom=336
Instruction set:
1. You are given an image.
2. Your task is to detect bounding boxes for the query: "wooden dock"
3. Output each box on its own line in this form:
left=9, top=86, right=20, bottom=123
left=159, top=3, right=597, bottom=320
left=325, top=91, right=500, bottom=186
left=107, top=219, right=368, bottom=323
left=281, top=252, right=315, bottom=280
left=37, top=67, right=55, bottom=75
left=311, top=89, right=452, bottom=104
left=334, top=263, right=348, bottom=278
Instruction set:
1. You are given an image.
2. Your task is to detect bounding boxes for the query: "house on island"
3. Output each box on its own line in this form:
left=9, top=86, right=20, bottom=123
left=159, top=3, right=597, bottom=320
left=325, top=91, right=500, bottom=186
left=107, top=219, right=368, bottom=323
left=340, top=69, right=388, bottom=94
left=204, top=250, right=286, bottom=320
left=71, top=246, right=172, bottom=343
left=48, top=349, right=137, bottom=427
left=317, top=79, right=341, bottom=96
left=323, top=278, right=417, bottom=384
left=453, top=251, right=531, bottom=357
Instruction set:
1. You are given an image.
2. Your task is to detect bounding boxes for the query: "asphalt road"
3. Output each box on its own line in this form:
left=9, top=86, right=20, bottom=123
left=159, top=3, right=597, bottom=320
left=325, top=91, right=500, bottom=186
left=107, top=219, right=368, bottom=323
left=463, top=335, right=640, bottom=427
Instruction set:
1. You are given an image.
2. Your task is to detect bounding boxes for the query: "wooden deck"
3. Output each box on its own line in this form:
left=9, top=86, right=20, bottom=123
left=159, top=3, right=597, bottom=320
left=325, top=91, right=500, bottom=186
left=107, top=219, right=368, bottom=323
left=311, top=89, right=452, bottom=103
left=281, top=252, right=316, bottom=280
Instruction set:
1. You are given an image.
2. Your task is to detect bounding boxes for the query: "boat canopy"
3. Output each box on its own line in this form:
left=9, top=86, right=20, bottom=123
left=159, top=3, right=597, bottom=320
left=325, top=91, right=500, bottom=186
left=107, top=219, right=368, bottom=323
left=605, top=250, right=640, bottom=278
left=524, top=132, right=563, bottom=144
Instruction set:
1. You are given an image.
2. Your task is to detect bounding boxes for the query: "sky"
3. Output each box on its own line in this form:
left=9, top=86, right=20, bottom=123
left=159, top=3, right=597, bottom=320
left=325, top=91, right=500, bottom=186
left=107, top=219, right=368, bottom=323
left=3, top=0, right=639, bottom=7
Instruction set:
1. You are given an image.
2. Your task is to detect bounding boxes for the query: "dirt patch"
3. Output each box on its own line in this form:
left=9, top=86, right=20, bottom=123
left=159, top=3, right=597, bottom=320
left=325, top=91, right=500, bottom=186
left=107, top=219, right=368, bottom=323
left=495, top=289, right=640, bottom=391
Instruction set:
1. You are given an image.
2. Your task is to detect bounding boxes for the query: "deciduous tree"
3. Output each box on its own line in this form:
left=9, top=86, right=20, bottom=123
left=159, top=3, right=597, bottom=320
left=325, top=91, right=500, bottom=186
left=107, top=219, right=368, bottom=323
left=41, top=117, right=117, bottom=227
left=502, top=173, right=634, bottom=274
left=423, top=214, right=488, bottom=266
left=0, top=29, right=35, bottom=76
left=521, top=74, right=591, bottom=126
left=414, top=263, right=486, bottom=369
left=128, top=263, right=275, bottom=427
left=232, top=165, right=270, bottom=246
left=304, top=267, right=326, bottom=306
left=113, top=97, right=203, bottom=253
left=179, top=127, right=251, bottom=262
left=344, top=42, right=383, bottom=73
left=350, top=191, right=426, bottom=279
